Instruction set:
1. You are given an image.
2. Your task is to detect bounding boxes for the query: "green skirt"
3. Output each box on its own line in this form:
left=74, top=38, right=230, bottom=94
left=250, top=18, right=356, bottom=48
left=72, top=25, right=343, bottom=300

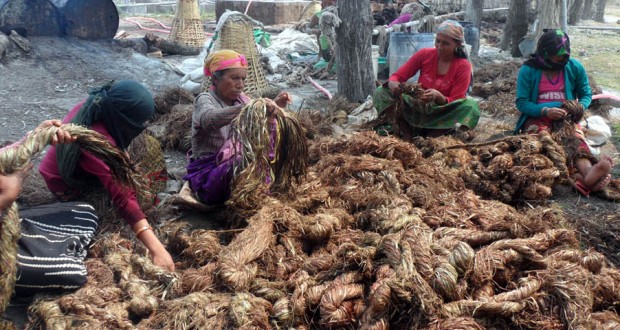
left=372, top=86, right=480, bottom=133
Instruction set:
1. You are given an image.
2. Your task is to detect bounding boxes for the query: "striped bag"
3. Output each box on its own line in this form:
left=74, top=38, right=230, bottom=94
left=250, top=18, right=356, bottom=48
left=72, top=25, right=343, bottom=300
left=14, top=202, right=98, bottom=295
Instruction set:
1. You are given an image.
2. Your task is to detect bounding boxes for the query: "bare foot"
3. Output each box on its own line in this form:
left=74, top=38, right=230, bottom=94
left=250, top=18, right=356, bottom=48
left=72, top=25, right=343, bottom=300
left=591, top=173, right=611, bottom=192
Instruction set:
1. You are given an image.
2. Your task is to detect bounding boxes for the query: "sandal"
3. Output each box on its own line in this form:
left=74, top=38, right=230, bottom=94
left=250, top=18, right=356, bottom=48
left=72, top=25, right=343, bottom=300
left=573, top=180, right=590, bottom=197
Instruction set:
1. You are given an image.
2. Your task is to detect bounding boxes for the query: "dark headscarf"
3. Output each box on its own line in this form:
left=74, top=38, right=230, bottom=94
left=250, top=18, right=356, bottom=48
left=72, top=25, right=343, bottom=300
left=524, top=29, right=571, bottom=71
left=56, top=80, right=154, bottom=188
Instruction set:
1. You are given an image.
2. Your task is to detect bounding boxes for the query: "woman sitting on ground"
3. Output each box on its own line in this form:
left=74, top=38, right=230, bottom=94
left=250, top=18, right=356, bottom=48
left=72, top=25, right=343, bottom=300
left=373, top=20, right=480, bottom=139
left=184, top=49, right=291, bottom=205
left=515, top=28, right=610, bottom=196
left=38, top=80, right=175, bottom=271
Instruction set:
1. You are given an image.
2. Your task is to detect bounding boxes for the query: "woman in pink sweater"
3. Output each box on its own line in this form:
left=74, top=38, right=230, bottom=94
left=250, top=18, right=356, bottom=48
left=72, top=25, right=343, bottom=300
left=39, top=80, right=175, bottom=271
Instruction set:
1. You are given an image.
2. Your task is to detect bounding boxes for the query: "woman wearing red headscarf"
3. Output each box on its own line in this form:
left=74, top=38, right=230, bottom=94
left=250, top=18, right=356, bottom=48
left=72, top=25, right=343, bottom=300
left=184, top=50, right=290, bottom=205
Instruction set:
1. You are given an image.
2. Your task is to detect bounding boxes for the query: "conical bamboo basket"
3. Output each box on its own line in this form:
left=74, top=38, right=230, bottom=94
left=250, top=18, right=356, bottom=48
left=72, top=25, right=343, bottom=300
left=169, top=0, right=206, bottom=48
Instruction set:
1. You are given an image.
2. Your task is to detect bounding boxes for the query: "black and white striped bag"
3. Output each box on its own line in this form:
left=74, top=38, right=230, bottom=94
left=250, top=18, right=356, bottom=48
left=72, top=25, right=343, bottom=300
left=15, top=202, right=98, bottom=295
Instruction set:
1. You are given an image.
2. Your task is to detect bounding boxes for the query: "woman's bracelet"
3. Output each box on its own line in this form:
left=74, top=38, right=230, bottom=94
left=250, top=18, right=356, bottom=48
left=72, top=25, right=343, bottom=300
left=542, top=107, right=549, bottom=117
left=135, top=225, right=153, bottom=238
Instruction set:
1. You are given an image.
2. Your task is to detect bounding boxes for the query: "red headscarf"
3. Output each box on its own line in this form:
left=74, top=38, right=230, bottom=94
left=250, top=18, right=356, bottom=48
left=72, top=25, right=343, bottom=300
left=203, top=50, right=249, bottom=77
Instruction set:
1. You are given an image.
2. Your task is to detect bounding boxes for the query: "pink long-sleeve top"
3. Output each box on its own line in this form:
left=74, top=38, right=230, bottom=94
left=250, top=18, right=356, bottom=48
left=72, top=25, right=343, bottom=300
left=38, top=101, right=145, bottom=226
left=388, top=47, right=472, bottom=103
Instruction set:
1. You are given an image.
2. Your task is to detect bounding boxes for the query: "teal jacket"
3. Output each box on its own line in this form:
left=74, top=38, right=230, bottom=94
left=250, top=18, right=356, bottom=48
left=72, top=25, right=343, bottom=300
left=514, top=58, right=592, bottom=133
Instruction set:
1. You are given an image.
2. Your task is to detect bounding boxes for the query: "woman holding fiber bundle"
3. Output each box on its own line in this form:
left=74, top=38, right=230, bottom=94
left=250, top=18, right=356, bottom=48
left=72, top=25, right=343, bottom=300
left=373, top=20, right=480, bottom=139
left=184, top=49, right=291, bottom=205
left=38, top=80, right=175, bottom=271
left=515, top=29, right=611, bottom=196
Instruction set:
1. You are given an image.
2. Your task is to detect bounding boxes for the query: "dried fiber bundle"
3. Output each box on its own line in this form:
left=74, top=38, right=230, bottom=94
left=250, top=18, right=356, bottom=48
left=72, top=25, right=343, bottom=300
left=366, top=83, right=426, bottom=139
left=0, top=124, right=139, bottom=315
left=218, top=209, right=275, bottom=291
left=424, top=316, right=485, bottom=330
left=228, top=98, right=308, bottom=211
left=153, top=86, right=195, bottom=117
left=443, top=300, right=523, bottom=317
left=319, top=283, right=365, bottom=328
left=590, top=267, right=620, bottom=310
left=180, top=262, right=218, bottom=293
left=447, top=241, right=476, bottom=276
left=181, top=229, right=222, bottom=266
left=549, top=100, right=597, bottom=171
left=228, top=292, right=272, bottom=329
left=151, top=103, right=193, bottom=152
left=537, top=259, right=593, bottom=329
left=433, top=227, right=510, bottom=248
left=143, top=292, right=230, bottom=329
left=104, top=250, right=158, bottom=318
left=26, top=299, right=71, bottom=329
left=590, top=311, right=620, bottom=329
left=130, top=254, right=180, bottom=298
left=56, top=287, right=133, bottom=330
left=491, top=276, right=542, bottom=303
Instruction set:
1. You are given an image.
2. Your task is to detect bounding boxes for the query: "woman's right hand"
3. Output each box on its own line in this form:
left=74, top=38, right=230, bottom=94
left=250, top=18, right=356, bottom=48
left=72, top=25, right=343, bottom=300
left=35, top=119, right=77, bottom=146
left=151, top=248, right=175, bottom=272
left=543, top=107, right=567, bottom=120
left=387, top=80, right=402, bottom=97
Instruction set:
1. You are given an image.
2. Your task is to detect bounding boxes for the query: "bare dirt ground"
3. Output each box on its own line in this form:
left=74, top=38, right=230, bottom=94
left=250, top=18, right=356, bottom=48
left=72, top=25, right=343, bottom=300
left=1, top=10, right=620, bottom=328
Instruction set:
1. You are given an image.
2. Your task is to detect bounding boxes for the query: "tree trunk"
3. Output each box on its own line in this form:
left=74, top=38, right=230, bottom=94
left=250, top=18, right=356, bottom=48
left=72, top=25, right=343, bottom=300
left=536, top=0, right=561, bottom=40
left=335, top=0, right=375, bottom=102
left=500, top=0, right=529, bottom=57
left=568, top=0, right=584, bottom=25
left=594, top=0, right=606, bottom=22
left=582, top=0, right=595, bottom=20
left=464, top=0, right=483, bottom=56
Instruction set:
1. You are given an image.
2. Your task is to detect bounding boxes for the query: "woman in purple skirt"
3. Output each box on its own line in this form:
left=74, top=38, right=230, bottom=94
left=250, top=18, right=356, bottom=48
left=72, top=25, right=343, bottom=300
left=184, top=50, right=290, bottom=205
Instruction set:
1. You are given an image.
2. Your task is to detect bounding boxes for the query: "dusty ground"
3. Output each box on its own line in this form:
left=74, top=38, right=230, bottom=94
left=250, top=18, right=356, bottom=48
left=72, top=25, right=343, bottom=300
left=1, top=10, right=620, bottom=328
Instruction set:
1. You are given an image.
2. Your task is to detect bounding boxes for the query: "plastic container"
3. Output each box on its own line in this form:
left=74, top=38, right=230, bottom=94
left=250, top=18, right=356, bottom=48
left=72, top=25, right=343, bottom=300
left=387, top=32, right=435, bottom=77
left=371, top=45, right=379, bottom=79
left=458, top=21, right=480, bottom=54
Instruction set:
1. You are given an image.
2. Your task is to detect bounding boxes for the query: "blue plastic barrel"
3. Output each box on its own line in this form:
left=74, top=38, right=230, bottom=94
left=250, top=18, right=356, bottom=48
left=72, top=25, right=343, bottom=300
left=387, top=32, right=435, bottom=77
left=458, top=21, right=480, bottom=54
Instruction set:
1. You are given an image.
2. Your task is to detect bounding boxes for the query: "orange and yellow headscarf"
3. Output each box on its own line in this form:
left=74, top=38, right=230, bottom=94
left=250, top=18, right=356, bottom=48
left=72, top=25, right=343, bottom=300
left=203, top=50, right=249, bottom=77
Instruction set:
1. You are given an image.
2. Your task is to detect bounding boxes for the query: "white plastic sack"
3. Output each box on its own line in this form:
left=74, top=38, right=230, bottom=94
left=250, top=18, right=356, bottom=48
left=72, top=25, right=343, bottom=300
left=181, top=80, right=202, bottom=95
left=269, top=28, right=319, bottom=55
left=581, top=115, right=611, bottom=146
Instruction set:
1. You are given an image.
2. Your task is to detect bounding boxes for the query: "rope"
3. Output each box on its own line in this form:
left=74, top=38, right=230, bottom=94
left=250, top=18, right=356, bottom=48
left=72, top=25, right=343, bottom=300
left=0, top=124, right=141, bottom=314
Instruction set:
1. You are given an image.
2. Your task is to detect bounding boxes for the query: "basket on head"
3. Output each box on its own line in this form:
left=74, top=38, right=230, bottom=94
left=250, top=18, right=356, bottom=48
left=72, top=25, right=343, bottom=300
left=169, top=0, right=206, bottom=48
left=202, top=14, right=268, bottom=98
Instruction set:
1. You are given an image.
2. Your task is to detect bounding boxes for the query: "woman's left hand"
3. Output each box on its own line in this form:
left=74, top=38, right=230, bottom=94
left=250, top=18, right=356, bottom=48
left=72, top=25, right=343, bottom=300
left=421, top=89, right=446, bottom=105
left=264, top=98, right=282, bottom=118
left=273, top=92, right=292, bottom=108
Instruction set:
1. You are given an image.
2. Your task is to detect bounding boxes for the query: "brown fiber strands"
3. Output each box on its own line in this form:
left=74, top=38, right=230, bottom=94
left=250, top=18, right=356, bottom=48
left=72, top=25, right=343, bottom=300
left=22, top=129, right=620, bottom=328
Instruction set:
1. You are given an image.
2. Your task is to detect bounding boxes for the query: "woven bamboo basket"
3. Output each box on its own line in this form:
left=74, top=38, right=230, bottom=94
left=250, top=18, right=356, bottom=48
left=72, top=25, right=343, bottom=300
left=169, top=0, right=206, bottom=48
left=202, top=15, right=268, bottom=98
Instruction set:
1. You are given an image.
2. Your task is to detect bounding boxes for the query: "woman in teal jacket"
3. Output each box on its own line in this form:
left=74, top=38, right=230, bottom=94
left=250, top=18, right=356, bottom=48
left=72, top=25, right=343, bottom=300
left=515, top=29, right=592, bottom=134
left=515, top=29, right=612, bottom=196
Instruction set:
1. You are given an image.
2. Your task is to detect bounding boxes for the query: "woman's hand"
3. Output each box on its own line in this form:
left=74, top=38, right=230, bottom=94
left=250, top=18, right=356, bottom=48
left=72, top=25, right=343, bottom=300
left=151, top=248, right=175, bottom=272
left=264, top=98, right=282, bottom=118
left=133, top=219, right=176, bottom=271
left=35, top=119, right=77, bottom=146
left=0, top=164, right=33, bottom=211
left=273, top=92, right=292, bottom=108
left=387, top=80, right=402, bottom=97
left=421, top=89, right=446, bottom=105
left=543, top=107, right=567, bottom=120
